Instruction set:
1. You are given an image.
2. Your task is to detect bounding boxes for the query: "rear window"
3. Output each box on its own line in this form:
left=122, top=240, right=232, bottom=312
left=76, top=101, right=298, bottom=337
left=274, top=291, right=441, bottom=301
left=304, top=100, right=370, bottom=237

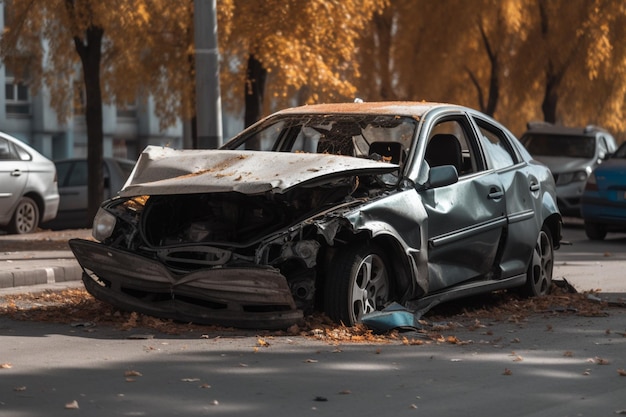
left=521, top=134, right=596, bottom=158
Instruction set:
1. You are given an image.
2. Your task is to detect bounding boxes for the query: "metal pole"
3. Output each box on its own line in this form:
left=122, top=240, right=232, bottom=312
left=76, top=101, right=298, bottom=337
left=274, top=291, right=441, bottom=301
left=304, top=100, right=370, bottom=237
left=194, top=0, right=222, bottom=148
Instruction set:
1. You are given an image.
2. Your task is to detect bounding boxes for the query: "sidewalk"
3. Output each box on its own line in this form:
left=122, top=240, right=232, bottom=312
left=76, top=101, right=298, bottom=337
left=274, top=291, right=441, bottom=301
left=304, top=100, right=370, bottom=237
left=0, top=229, right=91, bottom=294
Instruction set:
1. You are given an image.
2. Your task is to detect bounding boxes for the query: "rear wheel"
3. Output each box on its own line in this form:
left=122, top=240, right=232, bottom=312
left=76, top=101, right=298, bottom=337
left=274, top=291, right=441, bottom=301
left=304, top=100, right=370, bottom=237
left=324, top=243, right=392, bottom=326
left=584, top=221, right=607, bottom=240
left=521, top=227, right=554, bottom=297
left=8, top=197, right=39, bottom=234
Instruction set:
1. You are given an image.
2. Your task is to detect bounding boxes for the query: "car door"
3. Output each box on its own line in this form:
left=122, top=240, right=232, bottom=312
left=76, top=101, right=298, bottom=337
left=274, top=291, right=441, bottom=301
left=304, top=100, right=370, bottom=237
left=56, top=160, right=88, bottom=214
left=420, top=115, right=507, bottom=292
left=0, top=137, right=29, bottom=223
left=472, top=115, right=539, bottom=278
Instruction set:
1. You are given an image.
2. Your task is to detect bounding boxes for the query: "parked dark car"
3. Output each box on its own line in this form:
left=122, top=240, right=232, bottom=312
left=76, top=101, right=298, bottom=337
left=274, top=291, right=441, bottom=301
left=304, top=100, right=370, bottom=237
left=520, top=123, right=617, bottom=216
left=42, top=157, right=136, bottom=230
left=581, top=141, right=626, bottom=240
left=0, top=131, right=59, bottom=234
left=69, top=102, right=562, bottom=329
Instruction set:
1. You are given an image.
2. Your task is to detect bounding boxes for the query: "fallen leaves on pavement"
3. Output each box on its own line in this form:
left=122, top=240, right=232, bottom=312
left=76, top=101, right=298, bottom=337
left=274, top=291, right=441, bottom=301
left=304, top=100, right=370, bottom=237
left=0, top=284, right=614, bottom=344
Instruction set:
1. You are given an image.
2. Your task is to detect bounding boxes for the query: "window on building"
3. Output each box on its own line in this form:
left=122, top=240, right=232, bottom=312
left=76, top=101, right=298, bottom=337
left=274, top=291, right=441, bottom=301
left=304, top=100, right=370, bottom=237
left=116, top=100, right=138, bottom=119
left=5, top=69, right=31, bottom=116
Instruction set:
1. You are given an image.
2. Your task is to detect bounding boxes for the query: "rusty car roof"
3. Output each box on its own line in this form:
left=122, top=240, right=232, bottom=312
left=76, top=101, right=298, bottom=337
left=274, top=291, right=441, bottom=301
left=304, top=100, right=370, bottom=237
left=274, top=101, right=446, bottom=118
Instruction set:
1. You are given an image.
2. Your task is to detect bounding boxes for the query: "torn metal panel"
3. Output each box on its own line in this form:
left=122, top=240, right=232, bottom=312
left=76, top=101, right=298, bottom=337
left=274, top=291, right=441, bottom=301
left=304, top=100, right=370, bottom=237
left=341, top=189, right=430, bottom=294
left=120, top=147, right=398, bottom=197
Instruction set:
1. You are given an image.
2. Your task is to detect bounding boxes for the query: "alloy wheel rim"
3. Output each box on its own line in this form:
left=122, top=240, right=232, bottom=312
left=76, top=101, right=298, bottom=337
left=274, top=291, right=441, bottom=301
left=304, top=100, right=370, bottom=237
left=350, top=254, right=390, bottom=322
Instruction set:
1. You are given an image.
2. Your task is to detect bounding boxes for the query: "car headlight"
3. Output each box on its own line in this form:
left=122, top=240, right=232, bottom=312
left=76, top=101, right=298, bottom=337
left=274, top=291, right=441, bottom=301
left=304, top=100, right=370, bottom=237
left=92, top=207, right=117, bottom=241
left=556, top=170, right=588, bottom=185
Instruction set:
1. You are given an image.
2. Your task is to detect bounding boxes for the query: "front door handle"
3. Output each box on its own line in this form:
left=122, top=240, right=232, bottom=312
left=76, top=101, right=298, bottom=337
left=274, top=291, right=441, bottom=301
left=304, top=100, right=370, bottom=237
left=488, top=187, right=504, bottom=200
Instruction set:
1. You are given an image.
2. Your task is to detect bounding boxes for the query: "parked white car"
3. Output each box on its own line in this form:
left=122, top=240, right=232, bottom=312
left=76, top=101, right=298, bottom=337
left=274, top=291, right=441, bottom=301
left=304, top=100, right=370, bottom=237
left=0, top=132, right=59, bottom=234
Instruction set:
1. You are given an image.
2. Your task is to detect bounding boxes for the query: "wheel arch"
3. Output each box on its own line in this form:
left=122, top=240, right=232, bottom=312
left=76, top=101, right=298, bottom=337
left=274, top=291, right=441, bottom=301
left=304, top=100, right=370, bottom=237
left=370, top=234, right=416, bottom=300
left=322, top=229, right=417, bottom=303
left=23, top=191, right=45, bottom=225
left=542, top=212, right=562, bottom=250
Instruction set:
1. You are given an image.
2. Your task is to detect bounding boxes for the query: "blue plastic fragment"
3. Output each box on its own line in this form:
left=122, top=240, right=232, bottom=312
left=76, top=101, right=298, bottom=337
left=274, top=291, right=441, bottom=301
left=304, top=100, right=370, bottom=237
left=360, top=302, right=423, bottom=333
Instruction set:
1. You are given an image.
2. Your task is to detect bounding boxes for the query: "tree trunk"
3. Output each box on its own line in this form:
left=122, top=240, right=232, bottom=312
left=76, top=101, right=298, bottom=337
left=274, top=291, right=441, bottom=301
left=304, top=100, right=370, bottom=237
left=484, top=57, right=499, bottom=117
left=373, top=9, right=393, bottom=100
left=478, top=21, right=499, bottom=116
left=541, top=72, right=559, bottom=124
left=244, top=54, right=267, bottom=129
left=73, top=25, right=104, bottom=225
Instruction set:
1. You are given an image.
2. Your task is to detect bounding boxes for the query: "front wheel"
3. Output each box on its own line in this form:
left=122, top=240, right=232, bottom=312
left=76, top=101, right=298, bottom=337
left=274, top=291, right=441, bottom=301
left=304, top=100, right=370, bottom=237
left=521, top=227, right=554, bottom=297
left=8, top=197, right=40, bottom=234
left=324, top=243, right=392, bottom=326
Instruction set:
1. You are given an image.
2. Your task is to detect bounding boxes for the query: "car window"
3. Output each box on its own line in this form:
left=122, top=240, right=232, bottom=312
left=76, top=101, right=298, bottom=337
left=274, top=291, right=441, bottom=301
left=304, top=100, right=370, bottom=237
left=225, top=115, right=417, bottom=160
left=426, top=119, right=480, bottom=176
left=230, top=120, right=288, bottom=151
left=522, top=134, right=596, bottom=158
left=13, top=142, right=32, bottom=161
left=67, top=161, right=88, bottom=187
left=55, top=161, right=73, bottom=186
left=475, top=121, right=517, bottom=170
left=597, top=136, right=609, bottom=157
left=0, top=138, right=19, bottom=160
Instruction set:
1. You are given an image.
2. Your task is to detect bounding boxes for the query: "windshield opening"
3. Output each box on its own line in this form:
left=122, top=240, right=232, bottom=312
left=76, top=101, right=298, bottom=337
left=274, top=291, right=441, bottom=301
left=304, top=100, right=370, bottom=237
left=222, top=114, right=417, bottom=163
left=521, top=134, right=596, bottom=158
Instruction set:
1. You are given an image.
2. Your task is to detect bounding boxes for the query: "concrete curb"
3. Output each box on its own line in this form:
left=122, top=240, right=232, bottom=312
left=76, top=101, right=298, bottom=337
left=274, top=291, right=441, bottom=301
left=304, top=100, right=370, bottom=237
left=0, top=256, right=82, bottom=289
left=0, top=228, right=91, bottom=294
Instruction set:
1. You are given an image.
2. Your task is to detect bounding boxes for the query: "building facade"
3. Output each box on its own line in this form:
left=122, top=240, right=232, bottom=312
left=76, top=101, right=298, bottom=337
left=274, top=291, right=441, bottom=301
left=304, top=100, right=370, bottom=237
left=0, top=3, right=190, bottom=162
left=0, top=66, right=185, bottom=161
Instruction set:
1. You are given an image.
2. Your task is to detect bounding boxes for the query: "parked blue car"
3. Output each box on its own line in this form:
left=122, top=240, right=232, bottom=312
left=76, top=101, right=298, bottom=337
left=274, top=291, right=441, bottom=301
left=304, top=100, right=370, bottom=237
left=581, top=141, right=626, bottom=240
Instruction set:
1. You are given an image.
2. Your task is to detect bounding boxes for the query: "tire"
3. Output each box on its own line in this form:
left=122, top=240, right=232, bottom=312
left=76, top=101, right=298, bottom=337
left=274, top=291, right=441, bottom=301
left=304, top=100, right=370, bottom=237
left=8, top=197, right=40, bottom=234
left=584, top=221, right=607, bottom=241
left=521, top=227, right=554, bottom=297
left=324, top=243, right=392, bottom=326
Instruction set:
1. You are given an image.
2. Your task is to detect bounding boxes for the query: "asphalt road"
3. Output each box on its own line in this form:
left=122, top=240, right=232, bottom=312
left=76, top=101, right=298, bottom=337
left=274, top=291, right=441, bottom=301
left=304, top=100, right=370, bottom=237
left=554, top=218, right=626, bottom=293
left=1, top=221, right=625, bottom=417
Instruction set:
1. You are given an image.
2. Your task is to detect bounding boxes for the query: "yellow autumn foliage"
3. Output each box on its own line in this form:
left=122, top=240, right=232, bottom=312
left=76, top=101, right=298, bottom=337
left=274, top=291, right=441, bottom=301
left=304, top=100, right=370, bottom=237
left=2, top=0, right=626, bottom=138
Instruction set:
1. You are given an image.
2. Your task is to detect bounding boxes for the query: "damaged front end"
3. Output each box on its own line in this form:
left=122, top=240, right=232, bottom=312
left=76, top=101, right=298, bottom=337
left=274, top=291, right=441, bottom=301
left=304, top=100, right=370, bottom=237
left=70, top=150, right=400, bottom=329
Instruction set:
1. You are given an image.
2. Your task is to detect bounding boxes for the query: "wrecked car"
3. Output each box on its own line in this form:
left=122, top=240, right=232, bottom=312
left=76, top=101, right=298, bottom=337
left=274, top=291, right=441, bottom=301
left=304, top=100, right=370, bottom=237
left=69, top=102, right=562, bottom=329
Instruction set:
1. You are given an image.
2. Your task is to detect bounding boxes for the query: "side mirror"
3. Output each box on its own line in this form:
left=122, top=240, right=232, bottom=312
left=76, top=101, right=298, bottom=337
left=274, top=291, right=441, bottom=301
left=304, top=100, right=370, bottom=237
left=428, top=165, right=458, bottom=188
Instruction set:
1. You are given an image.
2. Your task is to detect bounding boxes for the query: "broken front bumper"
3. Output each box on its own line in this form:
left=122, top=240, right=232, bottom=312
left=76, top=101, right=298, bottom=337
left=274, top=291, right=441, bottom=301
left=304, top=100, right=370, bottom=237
left=68, top=239, right=303, bottom=329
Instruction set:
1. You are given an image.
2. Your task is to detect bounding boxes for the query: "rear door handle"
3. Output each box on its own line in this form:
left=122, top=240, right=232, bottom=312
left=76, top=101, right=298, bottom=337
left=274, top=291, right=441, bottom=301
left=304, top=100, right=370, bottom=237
left=530, top=182, right=540, bottom=192
left=10, top=169, right=22, bottom=177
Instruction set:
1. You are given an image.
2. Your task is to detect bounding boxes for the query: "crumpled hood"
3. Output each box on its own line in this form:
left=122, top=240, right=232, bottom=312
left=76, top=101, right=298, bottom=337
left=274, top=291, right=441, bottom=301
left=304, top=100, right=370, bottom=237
left=119, top=146, right=398, bottom=196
